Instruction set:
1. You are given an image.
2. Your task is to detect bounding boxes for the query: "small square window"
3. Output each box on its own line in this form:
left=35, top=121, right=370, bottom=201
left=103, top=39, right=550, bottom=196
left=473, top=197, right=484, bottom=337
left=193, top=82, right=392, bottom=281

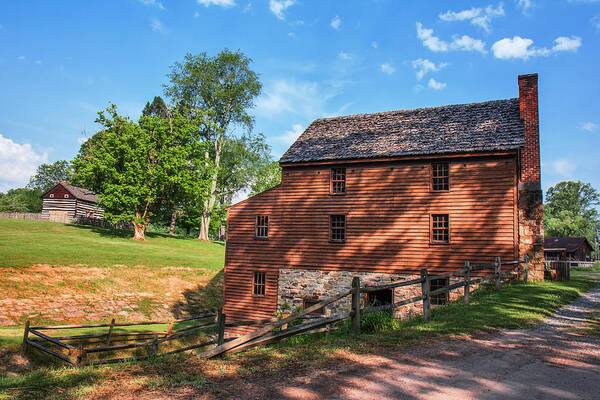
left=367, top=289, right=393, bottom=308
left=432, top=162, right=449, bottom=191
left=431, top=214, right=449, bottom=244
left=253, top=272, right=266, bottom=296
left=430, top=278, right=449, bottom=305
left=331, top=168, right=346, bottom=194
left=255, top=215, right=269, bottom=239
left=303, top=299, right=325, bottom=316
left=330, top=215, right=346, bottom=242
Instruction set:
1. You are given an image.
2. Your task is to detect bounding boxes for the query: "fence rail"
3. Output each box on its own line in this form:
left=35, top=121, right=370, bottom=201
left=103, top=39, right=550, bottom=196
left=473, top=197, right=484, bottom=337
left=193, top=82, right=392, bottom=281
left=0, top=212, right=43, bottom=220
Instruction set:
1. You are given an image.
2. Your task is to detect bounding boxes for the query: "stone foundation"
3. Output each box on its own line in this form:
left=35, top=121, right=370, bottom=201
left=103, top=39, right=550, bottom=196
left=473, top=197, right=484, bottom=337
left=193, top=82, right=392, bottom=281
left=518, top=186, right=545, bottom=282
left=277, top=268, right=481, bottom=320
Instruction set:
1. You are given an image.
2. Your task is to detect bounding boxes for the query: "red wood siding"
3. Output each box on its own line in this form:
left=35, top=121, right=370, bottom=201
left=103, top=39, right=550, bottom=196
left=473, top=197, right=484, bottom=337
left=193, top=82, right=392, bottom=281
left=42, top=185, right=71, bottom=199
left=223, top=154, right=518, bottom=325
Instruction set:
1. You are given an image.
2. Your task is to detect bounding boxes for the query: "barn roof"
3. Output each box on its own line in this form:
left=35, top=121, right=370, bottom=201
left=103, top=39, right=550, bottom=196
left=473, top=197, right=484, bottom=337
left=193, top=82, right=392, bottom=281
left=544, top=237, right=592, bottom=253
left=279, top=98, right=525, bottom=164
left=43, top=181, right=99, bottom=203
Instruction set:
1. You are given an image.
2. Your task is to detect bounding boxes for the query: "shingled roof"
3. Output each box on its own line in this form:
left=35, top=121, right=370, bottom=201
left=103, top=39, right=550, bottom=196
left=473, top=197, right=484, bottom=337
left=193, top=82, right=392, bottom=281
left=544, top=237, right=592, bottom=253
left=57, top=181, right=99, bottom=203
left=280, top=98, right=525, bottom=164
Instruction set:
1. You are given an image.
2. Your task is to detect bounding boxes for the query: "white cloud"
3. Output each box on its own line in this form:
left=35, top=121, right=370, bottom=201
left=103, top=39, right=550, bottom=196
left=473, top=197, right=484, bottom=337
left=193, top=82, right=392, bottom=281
left=428, top=78, right=447, bottom=90
left=516, top=0, right=534, bottom=14
left=0, top=133, right=47, bottom=192
left=411, top=59, right=448, bottom=80
left=138, top=0, right=164, bottom=9
left=150, top=17, right=166, bottom=33
left=197, top=0, right=236, bottom=7
left=553, top=159, right=575, bottom=178
left=380, top=63, right=395, bottom=75
left=552, top=36, right=582, bottom=52
left=371, top=41, right=379, bottom=49
left=580, top=122, right=599, bottom=131
left=275, top=124, right=304, bottom=145
left=338, top=51, right=352, bottom=60
left=416, top=23, right=486, bottom=53
left=330, top=15, right=341, bottom=29
left=16, top=56, right=25, bottom=61
left=492, top=35, right=582, bottom=59
left=255, top=79, right=333, bottom=118
left=450, top=35, right=486, bottom=53
left=269, top=0, right=295, bottom=20
left=439, top=4, right=504, bottom=32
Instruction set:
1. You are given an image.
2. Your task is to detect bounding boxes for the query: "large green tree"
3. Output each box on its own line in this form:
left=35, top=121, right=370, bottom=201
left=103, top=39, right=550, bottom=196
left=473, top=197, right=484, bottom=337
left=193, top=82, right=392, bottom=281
left=544, top=181, right=599, bottom=250
left=163, top=49, right=262, bottom=240
left=72, top=105, right=213, bottom=241
left=249, top=160, right=282, bottom=196
left=0, top=188, right=43, bottom=213
left=27, top=160, right=72, bottom=191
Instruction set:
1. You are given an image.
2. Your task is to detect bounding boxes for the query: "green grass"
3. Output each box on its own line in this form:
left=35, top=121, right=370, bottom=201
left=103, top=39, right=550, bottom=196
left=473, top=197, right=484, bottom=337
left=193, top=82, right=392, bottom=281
left=0, top=218, right=225, bottom=269
left=1, top=276, right=596, bottom=400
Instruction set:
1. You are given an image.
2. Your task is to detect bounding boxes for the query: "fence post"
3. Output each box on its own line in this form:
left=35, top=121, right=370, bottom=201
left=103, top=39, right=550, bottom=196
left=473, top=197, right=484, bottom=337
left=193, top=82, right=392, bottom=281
left=464, top=261, right=471, bottom=305
left=523, top=254, right=529, bottom=284
left=105, top=318, right=115, bottom=345
left=351, top=276, right=361, bottom=336
left=165, top=319, right=175, bottom=338
left=421, top=269, right=431, bottom=322
left=75, top=345, right=86, bottom=367
left=152, top=334, right=159, bottom=356
left=21, top=320, right=30, bottom=355
left=217, top=310, right=226, bottom=346
left=495, top=256, right=501, bottom=290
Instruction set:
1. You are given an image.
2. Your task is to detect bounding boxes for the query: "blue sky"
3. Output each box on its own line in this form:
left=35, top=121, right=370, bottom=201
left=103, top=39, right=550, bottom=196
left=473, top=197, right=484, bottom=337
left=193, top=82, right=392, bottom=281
left=0, top=0, right=599, bottom=194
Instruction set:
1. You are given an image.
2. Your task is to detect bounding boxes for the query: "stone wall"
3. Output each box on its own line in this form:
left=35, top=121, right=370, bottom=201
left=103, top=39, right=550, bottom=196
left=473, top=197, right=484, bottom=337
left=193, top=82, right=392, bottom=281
left=518, top=187, right=545, bottom=281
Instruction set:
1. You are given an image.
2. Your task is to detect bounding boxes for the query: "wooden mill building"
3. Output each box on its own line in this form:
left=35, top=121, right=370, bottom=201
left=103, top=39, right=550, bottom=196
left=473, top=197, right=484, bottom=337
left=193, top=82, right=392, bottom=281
left=41, top=181, right=104, bottom=223
left=223, top=74, right=545, bottom=331
left=544, top=237, right=594, bottom=262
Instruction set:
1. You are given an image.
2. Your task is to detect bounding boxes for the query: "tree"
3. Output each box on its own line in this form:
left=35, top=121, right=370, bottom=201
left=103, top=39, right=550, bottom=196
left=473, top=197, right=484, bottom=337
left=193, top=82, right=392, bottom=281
left=163, top=49, right=262, bottom=240
left=72, top=105, right=213, bottom=241
left=544, top=181, right=600, bottom=249
left=142, top=96, right=168, bottom=119
left=249, top=160, right=282, bottom=196
left=0, top=188, right=43, bottom=213
left=27, top=160, right=72, bottom=191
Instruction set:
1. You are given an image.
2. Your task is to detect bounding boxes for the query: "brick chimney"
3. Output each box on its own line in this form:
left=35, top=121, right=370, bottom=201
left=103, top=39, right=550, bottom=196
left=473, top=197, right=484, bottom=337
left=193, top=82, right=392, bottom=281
left=517, top=73, right=544, bottom=281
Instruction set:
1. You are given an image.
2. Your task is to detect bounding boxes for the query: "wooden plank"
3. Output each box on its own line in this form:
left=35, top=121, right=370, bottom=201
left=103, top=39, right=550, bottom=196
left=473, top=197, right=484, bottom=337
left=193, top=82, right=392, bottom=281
left=225, top=317, right=280, bottom=328
left=30, top=314, right=215, bottom=330
left=85, top=339, right=154, bottom=354
left=464, top=261, right=470, bottom=305
left=430, top=280, right=466, bottom=296
left=29, top=329, right=75, bottom=350
left=163, top=339, right=219, bottom=355
left=421, top=269, right=431, bottom=322
left=26, top=339, right=74, bottom=365
left=105, top=318, right=115, bottom=346
left=362, top=295, right=425, bottom=314
left=21, top=320, right=30, bottom=355
left=360, top=276, right=425, bottom=293
left=495, top=256, right=502, bottom=289
left=351, top=277, right=361, bottom=336
left=429, top=268, right=468, bottom=281
left=203, top=288, right=352, bottom=359
left=217, top=311, right=226, bottom=346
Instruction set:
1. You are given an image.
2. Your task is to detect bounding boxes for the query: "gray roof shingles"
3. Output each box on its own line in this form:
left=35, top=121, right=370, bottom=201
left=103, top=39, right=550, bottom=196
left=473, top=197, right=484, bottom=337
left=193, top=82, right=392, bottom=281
left=59, top=181, right=99, bottom=203
left=280, top=98, right=525, bottom=164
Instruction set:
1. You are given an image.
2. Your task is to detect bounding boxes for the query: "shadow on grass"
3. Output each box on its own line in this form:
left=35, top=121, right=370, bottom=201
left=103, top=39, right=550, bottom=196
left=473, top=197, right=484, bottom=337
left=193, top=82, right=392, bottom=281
left=65, top=223, right=199, bottom=241
left=172, top=270, right=224, bottom=318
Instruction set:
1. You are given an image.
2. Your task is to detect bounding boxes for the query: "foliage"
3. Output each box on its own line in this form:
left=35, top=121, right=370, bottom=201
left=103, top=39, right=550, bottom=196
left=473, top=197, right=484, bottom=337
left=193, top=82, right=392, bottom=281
left=163, top=49, right=262, bottom=240
left=544, top=181, right=599, bottom=250
left=249, top=160, right=282, bottom=196
left=71, top=105, right=213, bottom=240
left=142, top=96, right=168, bottom=118
left=0, top=188, right=43, bottom=213
left=27, top=160, right=72, bottom=191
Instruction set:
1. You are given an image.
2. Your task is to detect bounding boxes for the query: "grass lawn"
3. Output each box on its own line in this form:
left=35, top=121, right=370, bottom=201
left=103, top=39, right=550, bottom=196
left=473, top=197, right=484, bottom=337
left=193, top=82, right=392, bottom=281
left=0, top=218, right=224, bottom=269
left=1, top=275, right=596, bottom=400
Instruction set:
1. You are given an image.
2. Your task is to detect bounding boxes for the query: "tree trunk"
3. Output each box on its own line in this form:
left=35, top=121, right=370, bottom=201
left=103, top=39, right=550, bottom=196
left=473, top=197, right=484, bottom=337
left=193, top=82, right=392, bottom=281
left=132, top=221, right=147, bottom=241
left=198, top=135, right=223, bottom=241
left=169, top=208, right=178, bottom=235
left=186, top=226, right=191, bottom=236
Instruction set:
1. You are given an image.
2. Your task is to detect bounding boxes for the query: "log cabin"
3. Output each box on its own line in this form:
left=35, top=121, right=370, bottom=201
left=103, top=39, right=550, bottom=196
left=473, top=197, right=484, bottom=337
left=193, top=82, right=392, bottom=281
left=41, top=181, right=104, bottom=223
left=544, top=237, right=594, bottom=262
left=223, top=73, right=545, bottom=332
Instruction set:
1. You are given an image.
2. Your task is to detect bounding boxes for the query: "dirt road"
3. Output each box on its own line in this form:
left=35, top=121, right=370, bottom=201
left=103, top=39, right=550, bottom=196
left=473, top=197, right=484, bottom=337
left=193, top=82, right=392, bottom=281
left=220, top=282, right=600, bottom=400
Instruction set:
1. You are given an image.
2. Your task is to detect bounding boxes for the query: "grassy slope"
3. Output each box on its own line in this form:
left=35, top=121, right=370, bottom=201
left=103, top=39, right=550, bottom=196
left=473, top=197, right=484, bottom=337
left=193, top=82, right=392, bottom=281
left=1, top=276, right=596, bottom=400
left=0, top=218, right=224, bottom=269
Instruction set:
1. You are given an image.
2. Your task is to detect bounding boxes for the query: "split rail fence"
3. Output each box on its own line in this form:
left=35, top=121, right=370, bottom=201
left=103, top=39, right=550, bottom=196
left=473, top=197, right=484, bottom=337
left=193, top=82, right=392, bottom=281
left=24, top=256, right=529, bottom=365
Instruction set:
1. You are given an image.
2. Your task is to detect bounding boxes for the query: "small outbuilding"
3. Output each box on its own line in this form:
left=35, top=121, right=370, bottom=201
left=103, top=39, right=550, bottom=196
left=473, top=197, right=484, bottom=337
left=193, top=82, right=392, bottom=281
left=544, top=237, right=593, bottom=262
left=41, top=181, right=104, bottom=223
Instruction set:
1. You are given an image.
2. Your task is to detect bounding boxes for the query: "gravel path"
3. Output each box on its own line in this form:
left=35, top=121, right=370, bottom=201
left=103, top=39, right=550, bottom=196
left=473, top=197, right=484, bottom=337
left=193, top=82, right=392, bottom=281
left=256, top=280, right=600, bottom=400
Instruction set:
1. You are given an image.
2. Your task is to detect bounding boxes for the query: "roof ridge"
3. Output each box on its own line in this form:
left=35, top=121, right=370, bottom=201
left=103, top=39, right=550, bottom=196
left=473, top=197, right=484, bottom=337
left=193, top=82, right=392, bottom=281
left=311, top=98, right=519, bottom=123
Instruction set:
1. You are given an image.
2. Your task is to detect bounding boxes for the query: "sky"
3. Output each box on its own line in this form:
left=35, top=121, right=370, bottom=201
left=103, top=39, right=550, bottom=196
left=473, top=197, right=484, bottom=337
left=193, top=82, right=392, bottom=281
left=0, top=0, right=599, bottom=194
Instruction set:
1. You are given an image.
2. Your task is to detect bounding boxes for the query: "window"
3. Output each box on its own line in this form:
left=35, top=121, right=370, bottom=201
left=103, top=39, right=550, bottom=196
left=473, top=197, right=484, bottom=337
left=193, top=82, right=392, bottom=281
left=431, top=162, right=449, bottom=191
left=430, top=278, right=449, bottom=305
left=367, top=289, right=393, bottom=308
left=253, top=272, right=266, bottom=296
left=331, top=168, right=346, bottom=194
left=49, top=194, right=54, bottom=198
left=64, top=194, right=69, bottom=198
left=330, top=215, right=346, bottom=242
left=255, top=215, right=269, bottom=239
left=431, top=214, right=450, bottom=244
left=303, top=299, right=325, bottom=316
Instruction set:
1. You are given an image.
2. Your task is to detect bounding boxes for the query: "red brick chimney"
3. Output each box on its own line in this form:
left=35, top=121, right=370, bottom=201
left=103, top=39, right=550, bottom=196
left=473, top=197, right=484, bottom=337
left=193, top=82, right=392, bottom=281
left=517, top=73, right=544, bottom=281
left=518, top=73, right=541, bottom=184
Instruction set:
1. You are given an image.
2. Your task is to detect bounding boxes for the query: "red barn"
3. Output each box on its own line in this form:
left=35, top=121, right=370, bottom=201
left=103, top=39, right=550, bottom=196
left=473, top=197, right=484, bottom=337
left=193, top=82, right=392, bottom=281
left=41, top=181, right=104, bottom=223
left=223, top=74, right=545, bottom=332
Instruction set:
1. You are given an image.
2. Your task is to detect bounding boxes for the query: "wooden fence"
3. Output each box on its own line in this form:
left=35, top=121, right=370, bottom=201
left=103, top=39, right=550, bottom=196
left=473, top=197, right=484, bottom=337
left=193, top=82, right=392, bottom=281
left=0, top=212, right=43, bottom=220
left=24, top=256, right=529, bottom=365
